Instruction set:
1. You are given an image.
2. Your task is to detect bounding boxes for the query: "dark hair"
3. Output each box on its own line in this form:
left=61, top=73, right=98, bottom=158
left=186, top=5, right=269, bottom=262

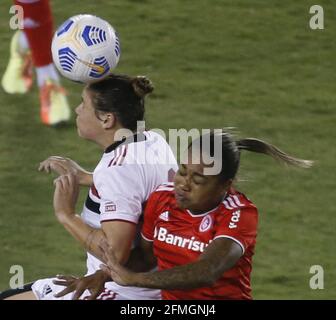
left=190, top=130, right=313, bottom=182
left=87, top=74, right=154, bottom=131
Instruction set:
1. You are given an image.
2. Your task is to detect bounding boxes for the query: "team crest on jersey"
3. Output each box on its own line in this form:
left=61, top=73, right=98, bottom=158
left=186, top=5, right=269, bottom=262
left=104, top=201, right=116, bottom=212
left=199, top=215, right=212, bottom=232
left=159, top=211, right=169, bottom=221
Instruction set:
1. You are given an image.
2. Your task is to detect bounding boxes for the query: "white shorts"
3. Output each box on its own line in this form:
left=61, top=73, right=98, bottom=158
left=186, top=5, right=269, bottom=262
left=31, top=278, right=128, bottom=300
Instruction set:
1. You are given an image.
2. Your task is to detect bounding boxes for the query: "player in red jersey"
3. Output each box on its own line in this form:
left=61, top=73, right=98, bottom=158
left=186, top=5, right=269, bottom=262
left=2, top=0, right=70, bottom=125
left=96, top=130, right=313, bottom=300
left=52, top=130, right=312, bottom=299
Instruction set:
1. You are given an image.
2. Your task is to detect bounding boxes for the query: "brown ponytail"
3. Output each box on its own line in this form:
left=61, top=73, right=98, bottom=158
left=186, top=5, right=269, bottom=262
left=236, top=138, right=313, bottom=168
left=132, top=76, right=154, bottom=98
left=190, top=130, right=313, bottom=183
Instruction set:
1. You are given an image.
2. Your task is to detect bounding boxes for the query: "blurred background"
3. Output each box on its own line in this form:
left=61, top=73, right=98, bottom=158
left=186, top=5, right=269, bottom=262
left=0, top=0, right=335, bottom=299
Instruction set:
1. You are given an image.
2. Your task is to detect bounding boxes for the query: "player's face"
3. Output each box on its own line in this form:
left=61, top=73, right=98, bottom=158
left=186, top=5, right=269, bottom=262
left=174, top=150, right=229, bottom=214
left=75, top=88, right=103, bottom=141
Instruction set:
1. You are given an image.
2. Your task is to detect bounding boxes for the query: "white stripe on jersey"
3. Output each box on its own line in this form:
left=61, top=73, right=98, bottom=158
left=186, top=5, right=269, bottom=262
left=232, top=195, right=244, bottom=207
left=141, top=232, right=154, bottom=242
left=116, top=145, right=127, bottom=166
left=227, top=196, right=238, bottom=209
left=213, top=235, right=245, bottom=255
left=111, top=146, right=121, bottom=166
left=108, top=148, right=118, bottom=167
left=223, top=195, right=245, bottom=210
left=115, top=146, right=124, bottom=165
left=156, top=182, right=174, bottom=190
left=81, top=204, right=100, bottom=228
left=156, top=186, right=174, bottom=192
left=161, top=182, right=174, bottom=186
left=223, top=200, right=233, bottom=210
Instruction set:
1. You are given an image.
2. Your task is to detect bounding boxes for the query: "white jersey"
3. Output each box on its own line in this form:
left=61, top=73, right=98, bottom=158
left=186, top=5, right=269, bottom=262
left=81, top=130, right=177, bottom=300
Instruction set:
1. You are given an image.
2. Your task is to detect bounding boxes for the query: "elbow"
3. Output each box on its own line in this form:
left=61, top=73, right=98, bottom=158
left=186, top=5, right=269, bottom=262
left=200, top=272, right=220, bottom=287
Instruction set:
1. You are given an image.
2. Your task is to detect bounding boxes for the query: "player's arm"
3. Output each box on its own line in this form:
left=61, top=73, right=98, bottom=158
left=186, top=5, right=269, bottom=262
left=123, top=190, right=161, bottom=272
left=53, top=235, right=154, bottom=300
left=53, top=173, right=135, bottom=264
left=39, top=156, right=93, bottom=186
left=61, top=217, right=136, bottom=264
left=125, top=238, right=156, bottom=272
left=102, top=237, right=242, bottom=290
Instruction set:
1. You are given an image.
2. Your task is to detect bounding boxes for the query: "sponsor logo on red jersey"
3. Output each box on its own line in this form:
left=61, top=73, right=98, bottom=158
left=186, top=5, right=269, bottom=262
left=154, top=226, right=211, bottom=253
left=229, top=210, right=241, bottom=229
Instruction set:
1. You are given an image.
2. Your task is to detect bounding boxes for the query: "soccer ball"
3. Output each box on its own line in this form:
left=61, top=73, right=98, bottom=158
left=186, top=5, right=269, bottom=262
left=51, top=14, right=121, bottom=83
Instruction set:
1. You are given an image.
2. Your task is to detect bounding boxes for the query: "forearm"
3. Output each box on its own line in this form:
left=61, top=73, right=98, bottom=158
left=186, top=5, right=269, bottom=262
left=95, top=269, right=112, bottom=282
left=61, top=215, right=106, bottom=262
left=130, top=259, right=225, bottom=290
left=79, top=172, right=93, bottom=186
left=110, top=238, right=242, bottom=290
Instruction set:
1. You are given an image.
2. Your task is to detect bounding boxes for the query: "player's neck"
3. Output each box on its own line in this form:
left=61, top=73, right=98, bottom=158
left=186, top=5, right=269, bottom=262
left=187, top=192, right=228, bottom=215
left=98, top=127, right=136, bottom=150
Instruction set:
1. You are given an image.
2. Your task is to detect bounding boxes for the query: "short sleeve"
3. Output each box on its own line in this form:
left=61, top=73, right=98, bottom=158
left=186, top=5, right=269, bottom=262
left=96, top=164, right=144, bottom=224
left=214, top=207, right=258, bottom=254
left=141, top=191, right=162, bottom=242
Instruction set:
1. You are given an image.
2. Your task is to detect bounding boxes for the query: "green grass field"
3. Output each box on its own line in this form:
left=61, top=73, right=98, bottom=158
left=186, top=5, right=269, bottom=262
left=0, top=0, right=335, bottom=299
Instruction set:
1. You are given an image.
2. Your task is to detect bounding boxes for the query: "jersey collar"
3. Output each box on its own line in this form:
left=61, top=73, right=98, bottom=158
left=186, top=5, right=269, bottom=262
left=186, top=206, right=219, bottom=217
left=104, top=132, right=147, bottom=154
left=185, top=192, right=228, bottom=217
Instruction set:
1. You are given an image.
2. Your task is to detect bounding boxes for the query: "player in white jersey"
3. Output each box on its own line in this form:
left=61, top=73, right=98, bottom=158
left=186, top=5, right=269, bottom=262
left=2, top=74, right=177, bottom=300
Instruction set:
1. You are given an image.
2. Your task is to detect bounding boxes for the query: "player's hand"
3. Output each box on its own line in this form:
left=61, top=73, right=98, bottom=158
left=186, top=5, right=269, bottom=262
left=100, top=242, right=137, bottom=287
left=38, top=156, right=93, bottom=186
left=53, top=271, right=108, bottom=300
left=53, top=173, right=79, bottom=223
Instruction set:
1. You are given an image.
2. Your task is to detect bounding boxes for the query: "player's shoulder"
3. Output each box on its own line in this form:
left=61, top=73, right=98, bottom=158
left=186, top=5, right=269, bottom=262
left=143, top=130, right=163, bottom=140
left=148, top=182, right=175, bottom=199
left=144, top=183, right=175, bottom=213
left=123, top=131, right=169, bottom=162
left=143, top=130, right=170, bottom=147
left=221, top=188, right=257, bottom=213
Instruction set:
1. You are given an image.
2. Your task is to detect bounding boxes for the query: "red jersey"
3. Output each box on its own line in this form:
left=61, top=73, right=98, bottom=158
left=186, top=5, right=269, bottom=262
left=141, top=183, right=258, bottom=300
